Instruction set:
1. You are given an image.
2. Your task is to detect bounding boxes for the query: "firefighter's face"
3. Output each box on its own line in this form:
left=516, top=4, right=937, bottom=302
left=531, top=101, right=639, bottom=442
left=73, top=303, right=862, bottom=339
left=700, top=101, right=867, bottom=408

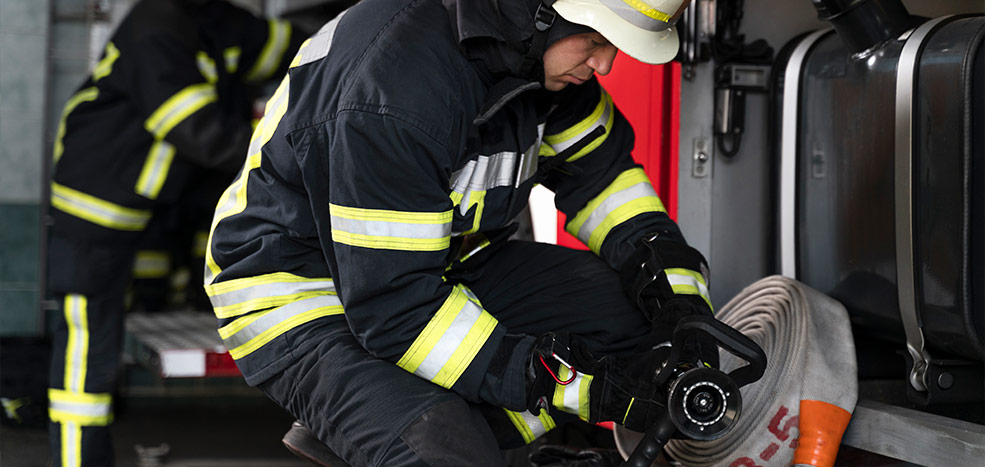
left=542, top=32, right=617, bottom=91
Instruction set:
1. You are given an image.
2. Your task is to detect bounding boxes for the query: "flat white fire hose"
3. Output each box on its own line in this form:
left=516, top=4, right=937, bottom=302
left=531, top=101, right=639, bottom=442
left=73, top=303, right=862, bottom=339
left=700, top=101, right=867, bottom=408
left=616, top=275, right=858, bottom=467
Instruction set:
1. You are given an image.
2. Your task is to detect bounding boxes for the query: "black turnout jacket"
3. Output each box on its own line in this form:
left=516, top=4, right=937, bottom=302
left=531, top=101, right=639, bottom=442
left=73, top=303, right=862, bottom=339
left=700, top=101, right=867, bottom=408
left=50, top=0, right=301, bottom=241
left=205, top=0, right=686, bottom=410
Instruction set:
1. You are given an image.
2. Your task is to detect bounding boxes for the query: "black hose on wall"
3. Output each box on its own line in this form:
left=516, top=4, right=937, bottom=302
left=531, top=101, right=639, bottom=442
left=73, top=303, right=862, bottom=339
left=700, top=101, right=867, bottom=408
left=809, top=0, right=916, bottom=56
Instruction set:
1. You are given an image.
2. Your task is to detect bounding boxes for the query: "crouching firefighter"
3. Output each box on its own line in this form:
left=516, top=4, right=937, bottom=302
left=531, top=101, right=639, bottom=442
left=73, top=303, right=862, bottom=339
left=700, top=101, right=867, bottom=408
left=204, top=0, right=718, bottom=465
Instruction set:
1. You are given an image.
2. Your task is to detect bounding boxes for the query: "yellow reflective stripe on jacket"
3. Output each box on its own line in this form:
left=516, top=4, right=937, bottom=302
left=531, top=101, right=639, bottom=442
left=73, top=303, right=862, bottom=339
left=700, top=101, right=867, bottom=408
left=224, top=47, right=241, bottom=73
left=544, top=91, right=613, bottom=163
left=450, top=150, right=519, bottom=235
left=449, top=189, right=486, bottom=235
left=196, top=51, right=218, bottom=83
left=92, top=42, right=119, bottom=82
left=206, top=74, right=291, bottom=284
left=205, top=272, right=337, bottom=319
left=665, top=267, right=713, bottom=310
left=135, top=140, right=176, bottom=199
left=245, top=19, right=291, bottom=82
left=247, top=74, right=289, bottom=157
left=54, top=87, right=99, bottom=164
left=51, top=182, right=152, bottom=231
left=218, top=294, right=343, bottom=359
left=47, top=389, right=112, bottom=426
left=505, top=408, right=556, bottom=444
left=566, top=168, right=665, bottom=254
left=133, top=250, right=170, bottom=279
left=145, top=83, right=217, bottom=140
left=552, top=366, right=593, bottom=421
left=330, top=204, right=452, bottom=251
left=396, top=284, right=498, bottom=389
left=62, top=295, right=89, bottom=392
left=290, top=38, right=312, bottom=68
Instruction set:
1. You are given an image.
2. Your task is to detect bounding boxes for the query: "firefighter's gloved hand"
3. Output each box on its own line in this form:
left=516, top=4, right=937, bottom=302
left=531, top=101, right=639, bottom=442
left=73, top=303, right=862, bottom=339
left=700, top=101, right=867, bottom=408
left=639, top=294, right=719, bottom=368
left=620, top=233, right=719, bottom=368
left=525, top=333, right=667, bottom=433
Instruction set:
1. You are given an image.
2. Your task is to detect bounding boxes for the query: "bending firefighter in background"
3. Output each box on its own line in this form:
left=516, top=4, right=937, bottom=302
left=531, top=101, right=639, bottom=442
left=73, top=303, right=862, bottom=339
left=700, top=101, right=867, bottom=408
left=206, top=0, right=716, bottom=465
left=46, top=0, right=303, bottom=465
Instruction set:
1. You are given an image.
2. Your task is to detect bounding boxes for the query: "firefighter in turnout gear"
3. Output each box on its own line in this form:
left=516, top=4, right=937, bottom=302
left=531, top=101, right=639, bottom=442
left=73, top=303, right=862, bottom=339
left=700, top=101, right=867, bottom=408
left=206, top=0, right=714, bottom=465
left=45, top=0, right=303, bottom=465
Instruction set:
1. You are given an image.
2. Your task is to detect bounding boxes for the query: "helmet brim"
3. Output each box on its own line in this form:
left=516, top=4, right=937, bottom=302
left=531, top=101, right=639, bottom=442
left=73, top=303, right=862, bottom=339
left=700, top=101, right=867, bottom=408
left=553, top=1, right=680, bottom=65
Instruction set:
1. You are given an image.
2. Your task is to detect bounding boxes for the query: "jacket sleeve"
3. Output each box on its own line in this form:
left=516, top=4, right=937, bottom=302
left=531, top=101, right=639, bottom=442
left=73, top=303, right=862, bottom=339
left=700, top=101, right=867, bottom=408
left=216, top=3, right=306, bottom=85
left=130, top=8, right=304, bottom=173
left=539, top=78, right=686, bottom=270
left=324, top=109, right=526, bottom=409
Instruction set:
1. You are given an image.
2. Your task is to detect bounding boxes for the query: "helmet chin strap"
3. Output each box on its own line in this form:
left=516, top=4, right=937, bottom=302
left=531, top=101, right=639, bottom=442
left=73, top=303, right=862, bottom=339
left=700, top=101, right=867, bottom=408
left=518, top=0, right=558, bottom=79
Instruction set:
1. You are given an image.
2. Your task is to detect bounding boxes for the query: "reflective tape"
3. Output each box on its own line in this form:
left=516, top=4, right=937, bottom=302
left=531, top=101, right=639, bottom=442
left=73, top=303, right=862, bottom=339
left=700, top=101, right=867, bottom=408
left=51, top=182, right=152, bottom=231
left=397, top=284, right=498, bottom=389
left=451, top=152, right=519, bottom=200
left=53, top=87, right=99, bottom=163
left=219, top=294, right=343, bottom=359
left=330, top=204, right=452, bottom=251
left=133, top=250, right=170, bottom=279
left=247, top=74, right=289, bottom=157
left=145, top=83, right=217, bottom=140
left=505, top=408, right=556, bottom=444
left=135, top=140, right=176, bottom=199
left=566, top=168, right=666, bottom=253
left=552, top=366, right=593, bottom=421
left=192, top=231, right=208, bottom=258
left=206, top=74, right=290, bottom=283
left=224, top=46, right=241, bottom=74
left=48, top=389, right=112, bottom=426
left=600, top=0, right=674, bottom=31
left=205, top=151, right=263, bottom=284
left=92, top=42, right=119, bottom=82
left=62, top=295, right=88, bottom=392
left=61, top=422, right=81, bottom=467
left=449, top=151, right=517, bottom=234
left=544, top=91, right=613, bottom=162
left=205, top=272, right=337, bottom=319
left=665, top=267, right=712, bottom=310
left=293, top=11, right=346, bottom=68
left=245, top=20, right=291, bottom=82
left=196, top=51, right=218, bottom=83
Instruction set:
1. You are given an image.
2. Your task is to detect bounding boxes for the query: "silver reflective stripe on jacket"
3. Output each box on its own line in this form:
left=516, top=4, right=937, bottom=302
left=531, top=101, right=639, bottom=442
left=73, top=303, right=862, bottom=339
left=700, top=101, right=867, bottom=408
left=294, top=10, right=347, bottom=68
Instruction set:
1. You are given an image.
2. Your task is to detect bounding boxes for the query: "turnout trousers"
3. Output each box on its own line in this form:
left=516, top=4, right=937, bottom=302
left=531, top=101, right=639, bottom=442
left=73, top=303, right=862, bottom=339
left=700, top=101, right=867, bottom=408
left=46, top=232, right=133, bottom=467
left=45, top=173, right=229, bottom=467
left=258, top=240, right=651, bottom=467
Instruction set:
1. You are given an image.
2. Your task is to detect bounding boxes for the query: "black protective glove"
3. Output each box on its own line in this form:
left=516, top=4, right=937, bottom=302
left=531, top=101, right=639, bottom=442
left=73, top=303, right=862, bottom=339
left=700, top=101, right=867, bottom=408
left=620, top=233, right=719, bottom=368
left=525, top=333, right=668, bottom=433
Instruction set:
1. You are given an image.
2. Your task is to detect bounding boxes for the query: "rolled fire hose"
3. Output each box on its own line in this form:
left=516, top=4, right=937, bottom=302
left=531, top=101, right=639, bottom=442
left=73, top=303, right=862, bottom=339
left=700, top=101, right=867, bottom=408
left=615, top=275, right=858, bottom=467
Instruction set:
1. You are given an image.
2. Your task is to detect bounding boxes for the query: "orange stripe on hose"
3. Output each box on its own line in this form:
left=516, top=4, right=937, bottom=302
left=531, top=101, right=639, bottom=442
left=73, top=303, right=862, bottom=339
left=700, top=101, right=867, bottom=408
left=793, top=399, right=852, bottom=467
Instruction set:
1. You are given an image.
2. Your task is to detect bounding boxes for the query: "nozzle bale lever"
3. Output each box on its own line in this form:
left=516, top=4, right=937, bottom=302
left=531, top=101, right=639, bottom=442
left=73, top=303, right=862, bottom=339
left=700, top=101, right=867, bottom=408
left=622, top=316, right=767, bottom=467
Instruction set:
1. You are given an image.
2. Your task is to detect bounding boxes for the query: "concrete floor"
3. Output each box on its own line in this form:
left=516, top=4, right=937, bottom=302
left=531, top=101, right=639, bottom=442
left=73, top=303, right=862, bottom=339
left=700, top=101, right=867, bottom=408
left=0, top=393, right=307, bottom=467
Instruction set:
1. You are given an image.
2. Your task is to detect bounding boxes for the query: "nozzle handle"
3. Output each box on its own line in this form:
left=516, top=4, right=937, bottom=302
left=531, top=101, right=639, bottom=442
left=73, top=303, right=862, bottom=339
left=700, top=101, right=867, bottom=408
left=671, top=315, right=767, bottom=388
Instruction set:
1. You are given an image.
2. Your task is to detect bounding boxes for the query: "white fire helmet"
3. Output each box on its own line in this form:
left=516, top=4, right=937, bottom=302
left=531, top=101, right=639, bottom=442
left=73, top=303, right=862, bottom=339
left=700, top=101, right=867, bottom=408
left=552, top=0, right=689, bottom=64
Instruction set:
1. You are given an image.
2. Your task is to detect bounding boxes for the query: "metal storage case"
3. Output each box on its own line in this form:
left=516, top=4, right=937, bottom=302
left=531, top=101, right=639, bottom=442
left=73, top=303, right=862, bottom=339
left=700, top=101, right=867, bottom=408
left=774, top=13, right=985, bottom=403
